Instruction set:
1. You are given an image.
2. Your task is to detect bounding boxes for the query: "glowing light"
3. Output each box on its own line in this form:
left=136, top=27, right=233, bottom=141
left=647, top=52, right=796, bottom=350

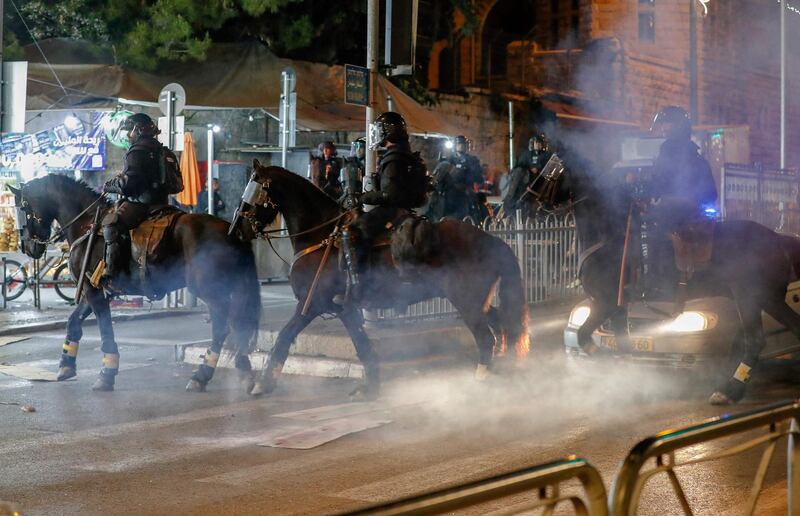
left=568, top=305, right=591, bottom=327
left=662, top=311, right=708, bottom=333
left=777, top=0, right=800, bottom=16
left=212, top=125, right=221, bottom=133
left=444, top=140, right=454, bottom=150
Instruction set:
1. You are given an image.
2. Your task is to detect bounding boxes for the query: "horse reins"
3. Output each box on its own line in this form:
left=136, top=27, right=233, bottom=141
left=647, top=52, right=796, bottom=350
left=21, top=191, right=106, bottom=246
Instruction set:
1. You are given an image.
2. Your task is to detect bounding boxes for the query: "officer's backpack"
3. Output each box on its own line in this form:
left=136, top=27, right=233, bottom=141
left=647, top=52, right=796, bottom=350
left=159, top=147, right=183, bottom=195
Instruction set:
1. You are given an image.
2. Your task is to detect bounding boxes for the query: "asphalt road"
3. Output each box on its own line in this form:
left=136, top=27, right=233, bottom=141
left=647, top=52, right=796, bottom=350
left=0, top=311, right=799, bottom=515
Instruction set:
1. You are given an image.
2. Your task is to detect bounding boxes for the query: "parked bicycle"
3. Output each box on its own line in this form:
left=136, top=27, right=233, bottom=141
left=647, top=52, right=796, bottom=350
left=2, top=244, right=76, bottom=303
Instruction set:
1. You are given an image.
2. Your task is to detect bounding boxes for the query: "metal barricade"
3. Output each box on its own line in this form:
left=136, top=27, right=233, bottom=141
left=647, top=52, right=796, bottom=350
left=346, top=456, right=608, bottom=516
left=721, top=163, right=800, bottom=234
left=375, top=212, right=581, bottom=322
left=610, top=399, right=800, bottom=516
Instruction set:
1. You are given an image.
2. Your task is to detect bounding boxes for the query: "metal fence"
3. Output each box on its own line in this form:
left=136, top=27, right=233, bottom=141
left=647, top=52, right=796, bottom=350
left=721, top=163, right=800, bottom=235
left=347, top=400, right=800, bottom=515
left=375, top=212, right=581, bottom=322
left=346, top=456, right=608, bottom=516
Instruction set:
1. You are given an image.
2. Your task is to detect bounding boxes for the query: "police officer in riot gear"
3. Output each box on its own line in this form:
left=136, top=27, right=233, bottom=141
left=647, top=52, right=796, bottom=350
left=339, top=137, right=366, bottom=210
left=333, top=112, right=428, bottom=305
left=314, top=141, right=343, bottom=199
left=444, top=135, right=483, bottom=220
left=502, top=133, right=552, bottom=217
left=102, top=113, right=179, bottom=279
left=643, top=106, right=717, bottom=296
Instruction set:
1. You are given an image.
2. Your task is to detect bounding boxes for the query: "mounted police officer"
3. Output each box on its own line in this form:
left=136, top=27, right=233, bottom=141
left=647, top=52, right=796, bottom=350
left=502, top=133, right=552, bottom=217
left=643, top=106, right=717, bottom=296
left=340, top=137, right=366, bottom=210
left=333, top=112, right=428, bottom=305
left=444, top=135, right=483, bottom=220
left=101, top=113, right=181, bottom=279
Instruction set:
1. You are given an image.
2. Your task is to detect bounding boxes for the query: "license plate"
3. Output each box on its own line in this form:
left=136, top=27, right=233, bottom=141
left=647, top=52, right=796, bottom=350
left=600, top=336, right=654, bottom=352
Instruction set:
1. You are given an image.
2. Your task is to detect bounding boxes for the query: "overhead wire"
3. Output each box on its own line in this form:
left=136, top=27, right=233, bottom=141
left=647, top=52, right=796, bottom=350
left=7, top=0, right=69, bottom=102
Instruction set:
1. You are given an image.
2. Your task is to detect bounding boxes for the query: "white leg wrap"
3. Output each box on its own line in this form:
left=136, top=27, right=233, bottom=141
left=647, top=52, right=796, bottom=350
left=475, top=364, right=489, bottom=381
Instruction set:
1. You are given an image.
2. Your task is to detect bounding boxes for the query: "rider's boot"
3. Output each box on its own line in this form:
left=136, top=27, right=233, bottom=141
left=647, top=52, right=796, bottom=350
left=102, top=239, right=121, bottom=279
left=333, top=227, right=362, bottom=305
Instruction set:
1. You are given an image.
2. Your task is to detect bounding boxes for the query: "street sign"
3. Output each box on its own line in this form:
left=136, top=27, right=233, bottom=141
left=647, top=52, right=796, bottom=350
left=344, top=64, right=370, bottom=107
left=158, top=83, right=186, bottom=116
left=158, top=116, right=184, bottom=151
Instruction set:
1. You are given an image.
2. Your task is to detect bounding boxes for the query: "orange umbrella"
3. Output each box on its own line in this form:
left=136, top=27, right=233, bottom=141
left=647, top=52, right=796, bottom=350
left=177, top=132, right=201, bottom=206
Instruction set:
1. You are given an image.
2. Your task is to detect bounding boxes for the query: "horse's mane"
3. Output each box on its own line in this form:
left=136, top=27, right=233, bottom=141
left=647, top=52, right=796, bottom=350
left=25, top=174, right=109, bottom=221
left=262, top=165, right=340, bottom=213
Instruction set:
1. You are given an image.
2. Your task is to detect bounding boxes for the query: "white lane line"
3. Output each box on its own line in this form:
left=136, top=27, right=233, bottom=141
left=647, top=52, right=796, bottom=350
left=0, top=397, right=283, bottom=455
left=259, top=414, right=392, bottom=449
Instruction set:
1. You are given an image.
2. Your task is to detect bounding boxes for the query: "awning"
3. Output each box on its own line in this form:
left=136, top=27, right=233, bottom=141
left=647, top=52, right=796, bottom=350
left=24, top=41, right=459, bottom=137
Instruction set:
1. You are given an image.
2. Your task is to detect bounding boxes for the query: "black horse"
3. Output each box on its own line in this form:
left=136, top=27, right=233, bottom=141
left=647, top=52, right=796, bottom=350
left=230, top=161, right=529, bottom=398
left=547, top=149, right=800, bottom=404
left=10, top=175, right=260, bottom=392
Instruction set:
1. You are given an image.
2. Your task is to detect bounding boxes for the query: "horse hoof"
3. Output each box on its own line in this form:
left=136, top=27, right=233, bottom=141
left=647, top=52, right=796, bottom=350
left=186, top=379, right=207, bottom=393
left=91, top=377, right=114, bottom=392
left=250, top=379, right=276, bottom=397
left=709, top=391, right=732, bottom=405
left=57, top=367, right=77, bottom=381
left=475, top=364, right=490, bottom=381
left=240, top=373, right=256, bottom=395
left=349, top=384, right=379, bottom=401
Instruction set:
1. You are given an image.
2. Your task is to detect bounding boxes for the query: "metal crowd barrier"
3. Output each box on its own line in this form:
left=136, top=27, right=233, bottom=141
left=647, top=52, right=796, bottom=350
left=610, top=399, right=800, bottom=515
left=375, top=211, right=581, bottom=322
left=346, top=456, right=608, bottom=516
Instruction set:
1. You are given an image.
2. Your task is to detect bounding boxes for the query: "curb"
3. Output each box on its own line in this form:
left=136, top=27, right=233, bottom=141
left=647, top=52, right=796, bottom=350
left=0, top=309, right=202, bottom=337
left=180, top=345, right=365, bottom=380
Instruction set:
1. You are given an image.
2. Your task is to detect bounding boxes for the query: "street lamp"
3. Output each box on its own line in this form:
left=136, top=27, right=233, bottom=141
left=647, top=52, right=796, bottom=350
left=206, top=124, right=220, bottom=216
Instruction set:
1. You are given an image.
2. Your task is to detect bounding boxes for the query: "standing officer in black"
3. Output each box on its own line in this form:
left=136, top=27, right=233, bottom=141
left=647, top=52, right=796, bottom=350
left=102, top=113, right=179, bottom=278
left=444, top=135, right=483, bottom=220
left=333, top=112, right=428, bottom=305
left=502, top=133, right=552, bottom=217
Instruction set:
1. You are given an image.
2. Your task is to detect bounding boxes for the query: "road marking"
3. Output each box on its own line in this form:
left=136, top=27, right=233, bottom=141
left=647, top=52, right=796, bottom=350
left=0, top=397, right=285, bottom=455
left=273, top=400, right=419, bottom=421
left=0, top=336, right=29, bottom=347
left=259, top=414, right=392, bottom=449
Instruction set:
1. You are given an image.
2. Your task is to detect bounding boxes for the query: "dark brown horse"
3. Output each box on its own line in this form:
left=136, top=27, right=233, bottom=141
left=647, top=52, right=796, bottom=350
left=10, top=175, right=260, bottom=392
left=547, top=148, right=800, bottom=404
left=230, top=161, right=529, bottom=398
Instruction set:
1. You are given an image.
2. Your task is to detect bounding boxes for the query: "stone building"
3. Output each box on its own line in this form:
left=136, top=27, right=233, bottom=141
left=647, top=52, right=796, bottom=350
left=424, top=0, right=800, bottom=169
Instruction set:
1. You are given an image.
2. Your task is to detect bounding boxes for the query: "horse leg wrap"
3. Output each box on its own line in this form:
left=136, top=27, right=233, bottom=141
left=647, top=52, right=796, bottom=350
left=475, top=363, right=490, bottom=381
left=191, top=350, right=220, bottom=384
left=60, top=341, right=79, bottom=367
left=733, top=362, right=752, bottom=383
left=99, top=354, right=119, bottom=379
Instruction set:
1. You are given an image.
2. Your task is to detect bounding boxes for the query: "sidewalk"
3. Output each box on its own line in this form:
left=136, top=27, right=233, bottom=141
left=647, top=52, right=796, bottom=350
left=0, top=289, right=201, bottom=336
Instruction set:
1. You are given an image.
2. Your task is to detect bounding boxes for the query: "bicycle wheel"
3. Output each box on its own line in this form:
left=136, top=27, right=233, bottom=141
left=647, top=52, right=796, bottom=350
left=3, top=259, right=28, bottom=301
left=53, top=263, right=77, bottom=303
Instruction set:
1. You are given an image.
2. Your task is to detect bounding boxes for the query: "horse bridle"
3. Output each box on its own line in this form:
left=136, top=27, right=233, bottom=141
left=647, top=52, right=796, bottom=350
left=231, top=175, right=278, bottom=238
left=15, top=189, right=48, bottom=246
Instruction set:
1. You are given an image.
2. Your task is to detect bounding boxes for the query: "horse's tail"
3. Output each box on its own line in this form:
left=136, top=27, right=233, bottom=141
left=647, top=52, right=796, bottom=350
left=780, top=233, right=800, bottom=281
left=496, top=242, right=530, bottom=357
left=228, top=241, right=261, bottom=351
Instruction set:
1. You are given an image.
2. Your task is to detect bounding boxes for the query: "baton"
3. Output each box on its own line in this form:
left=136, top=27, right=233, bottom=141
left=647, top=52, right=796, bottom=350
left=75, top=205, right=104, bottom=304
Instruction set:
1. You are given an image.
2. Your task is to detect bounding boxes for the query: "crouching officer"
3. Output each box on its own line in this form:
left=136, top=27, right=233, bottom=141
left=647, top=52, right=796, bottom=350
left=333, top=112, right=428, bottom=305
left=101, top=113, right=179, bottom=278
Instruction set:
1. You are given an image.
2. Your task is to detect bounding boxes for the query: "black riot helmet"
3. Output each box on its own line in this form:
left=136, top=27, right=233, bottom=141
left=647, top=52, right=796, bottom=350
left=529, top=133, right=548, bottom=153
left=651, top=106, right=692, bottom=141
left=454, top=135, right=470, bottom=154
left=122, top=113, right=159, bottom=144
left=369, top=111, right=408, bottom=150
left=350, top=137, right=366, bottom=159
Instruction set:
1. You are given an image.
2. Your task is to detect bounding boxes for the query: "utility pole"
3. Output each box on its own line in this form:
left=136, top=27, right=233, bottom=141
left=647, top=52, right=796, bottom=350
left=366, top=0, right=379, bottom=179
left=1, top=0, right=5, bottom=133
left=781, top=0, right=787, bottom=169
left=688, top=0, right=698, bottom=123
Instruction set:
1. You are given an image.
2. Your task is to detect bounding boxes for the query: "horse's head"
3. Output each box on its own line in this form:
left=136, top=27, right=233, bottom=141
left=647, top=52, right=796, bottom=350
left=229, top=159, right=281, bottom=239
left=7, top=182, right=51, bottom=259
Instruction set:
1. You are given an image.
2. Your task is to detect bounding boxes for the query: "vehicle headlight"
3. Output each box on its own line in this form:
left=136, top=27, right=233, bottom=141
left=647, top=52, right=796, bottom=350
left=568, top=306, right=591, bottom=327
left=662, top=311, right=712, bottom=333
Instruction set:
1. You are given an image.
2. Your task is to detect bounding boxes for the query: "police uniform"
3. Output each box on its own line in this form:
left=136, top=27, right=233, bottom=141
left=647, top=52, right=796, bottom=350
left=444, top=152, right=483, bottom=219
